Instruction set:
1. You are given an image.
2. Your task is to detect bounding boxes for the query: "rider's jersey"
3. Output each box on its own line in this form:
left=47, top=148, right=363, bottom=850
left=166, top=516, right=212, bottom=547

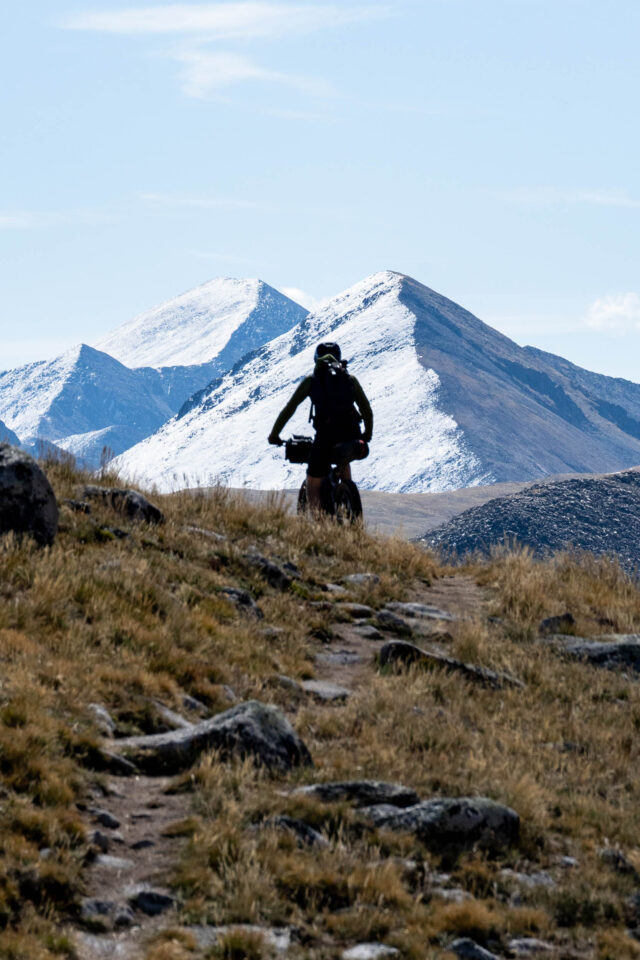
left=270, top=365, right=373, bottom=443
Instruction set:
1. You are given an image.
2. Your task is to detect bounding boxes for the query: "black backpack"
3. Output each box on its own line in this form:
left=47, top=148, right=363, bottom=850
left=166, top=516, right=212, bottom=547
left=309, top=360, right=362, bottom=435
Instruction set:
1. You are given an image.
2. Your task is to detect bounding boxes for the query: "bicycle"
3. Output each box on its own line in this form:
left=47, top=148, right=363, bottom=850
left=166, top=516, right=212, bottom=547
left=282, top=435, right=367, bottom=524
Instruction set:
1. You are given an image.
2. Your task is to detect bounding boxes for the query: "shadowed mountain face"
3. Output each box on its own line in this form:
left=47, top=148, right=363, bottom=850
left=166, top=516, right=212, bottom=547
left=115, top=271, right=640, bottom=493
left=399, top=277, right=640, bottom=481
left=0, top=419, right=20, bottom=447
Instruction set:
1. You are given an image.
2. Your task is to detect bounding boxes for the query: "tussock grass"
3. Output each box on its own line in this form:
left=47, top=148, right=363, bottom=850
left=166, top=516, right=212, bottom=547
left=2, top=456, right=640, bottom=956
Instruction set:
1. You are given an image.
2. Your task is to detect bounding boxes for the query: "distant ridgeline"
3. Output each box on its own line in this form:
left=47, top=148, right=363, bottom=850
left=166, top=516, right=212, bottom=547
left=2, top=272, right=640, bottom=490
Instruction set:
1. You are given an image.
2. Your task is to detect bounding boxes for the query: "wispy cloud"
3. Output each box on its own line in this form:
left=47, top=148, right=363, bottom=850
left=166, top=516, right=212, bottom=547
left=139, top=191, right=257, bottom=209
left=278, top=286, right=323, bottom=310
left=584, top=293, right=640, bottom=332
left=173, top=47, right=333, bottom=98
left=0, top=208, right=118, bottom=230
left=506, top=186, right=640, bottom=209
left=61, top=3, right=390, bottom=38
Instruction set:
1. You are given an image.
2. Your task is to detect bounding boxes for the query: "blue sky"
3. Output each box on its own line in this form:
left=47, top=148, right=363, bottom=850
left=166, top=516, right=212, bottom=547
left=2, top=0, right=639, bottom=379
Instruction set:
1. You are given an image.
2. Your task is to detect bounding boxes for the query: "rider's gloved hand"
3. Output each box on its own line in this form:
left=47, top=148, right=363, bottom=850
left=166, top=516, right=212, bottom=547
left=268, top=433, right=283, bottom=446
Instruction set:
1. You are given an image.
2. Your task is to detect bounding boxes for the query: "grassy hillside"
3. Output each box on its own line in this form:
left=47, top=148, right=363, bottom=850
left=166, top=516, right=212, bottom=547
left=2, top=456, right=640, bottom=959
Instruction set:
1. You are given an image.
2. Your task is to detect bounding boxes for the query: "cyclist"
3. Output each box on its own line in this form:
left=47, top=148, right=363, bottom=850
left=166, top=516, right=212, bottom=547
left=268, top=342, right=373, bottom=512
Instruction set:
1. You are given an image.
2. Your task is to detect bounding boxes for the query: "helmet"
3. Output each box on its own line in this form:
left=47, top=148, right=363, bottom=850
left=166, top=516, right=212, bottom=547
left=314, top=341, right=341, bottom=363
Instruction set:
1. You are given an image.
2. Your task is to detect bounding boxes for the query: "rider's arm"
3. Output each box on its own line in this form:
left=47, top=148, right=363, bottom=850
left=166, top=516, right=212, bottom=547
left=351, top=377, right=373, bottom=442
left=268, top=377, right=312, bottom=440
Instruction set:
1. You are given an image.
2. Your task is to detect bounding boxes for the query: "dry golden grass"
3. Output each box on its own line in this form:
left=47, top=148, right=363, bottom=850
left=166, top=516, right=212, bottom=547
left=2, top=455, right=640, bottom=957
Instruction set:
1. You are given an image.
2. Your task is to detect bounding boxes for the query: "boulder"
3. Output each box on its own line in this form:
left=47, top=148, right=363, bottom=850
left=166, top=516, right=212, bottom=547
left=83, top=485, right=164, bottom=524
left=301, top=680, right=351, bottom=702
left=220, top=587, right=263, bottom=619
left=337, top=602, right=376, bottom=619
left=448, top=940, right=499, bottom=960
left=378, top=641, right=523, bottom=690
left=113, top=700, right=313, bottom=774
left=293, top=780, right=419, bottom=809
left=539, top=612, right=575, bottom=635
left=375, top=610, right=414, bottom=635
left=385, top=601, right=456, bottom=622
left=353, top=624, right=384, bottom=641
left=259, top=815, right=328, bottom=848
left=552, top=635, right=640, bottom=673
left=246, top=552, right=293, bottom=590
left=360, top=796, right=520, bottom=854
left=126, top=885, right=175, bottom=916
left=0, top=444, right=58, bottom=546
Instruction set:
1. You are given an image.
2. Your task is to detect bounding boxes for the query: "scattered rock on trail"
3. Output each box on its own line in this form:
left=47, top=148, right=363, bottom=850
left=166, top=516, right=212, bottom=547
left=301, top=680, right=351, bottom=703
left=549, top=635, right=640, bottom=673
left=113, top=700, right=313, bottom=774
left=83, top=485, right=165, bottom=524
left=342, top=573, right=380, bottom=587
left=126, top=885, right=175, bottom=916
left=342, top=945, right=399, bottom=960
left=539, top=612, right=576, bottom=635
left=352, top=624, right=384, bottom=641
left=375, top=610, right=414, bottom=636
left=293, top=780, right=420, bottom=808
left=220, top=586, right=263, bottom=619
left=360, top=796, right=520, bottom=854
left=385, top=601, right=457, bottom=622
left=79, top=898, right=134, bottom=932
left=90, top=808, right=121, bottom=830
left=378, top=641, right=523, bottom=690
left=0, top=444, right=59, bottom=546
left=448, top=939, right=500, bottom=960
left=337, top=602, right=376, bottom=619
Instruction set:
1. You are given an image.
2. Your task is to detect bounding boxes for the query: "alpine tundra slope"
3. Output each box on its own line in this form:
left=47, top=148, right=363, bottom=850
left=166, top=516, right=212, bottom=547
left=114, top=270, right=640, bottom=493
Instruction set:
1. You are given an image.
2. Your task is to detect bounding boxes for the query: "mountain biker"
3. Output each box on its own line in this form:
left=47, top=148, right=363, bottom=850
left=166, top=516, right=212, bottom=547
left=268, top=342, right=373, bottom=512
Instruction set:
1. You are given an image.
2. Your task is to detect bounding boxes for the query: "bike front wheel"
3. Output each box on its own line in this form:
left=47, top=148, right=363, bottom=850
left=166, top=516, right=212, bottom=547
left=297, top=480, right=308, bottom=515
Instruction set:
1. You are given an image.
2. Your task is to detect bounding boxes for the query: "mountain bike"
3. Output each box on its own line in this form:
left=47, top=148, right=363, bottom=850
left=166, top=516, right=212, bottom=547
left=283, top=435, right=366, bottom=524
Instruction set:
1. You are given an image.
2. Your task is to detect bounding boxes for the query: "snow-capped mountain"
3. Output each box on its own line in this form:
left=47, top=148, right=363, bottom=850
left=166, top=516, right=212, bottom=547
left=0, top=345, right=177, bottom=465
left=115, top=270, right=640, bottom=494
left=95, top=277, right=307, bottom=370
left=0, top=279, right=307, bottom=467
left=0, top=418, right=20, bottom=447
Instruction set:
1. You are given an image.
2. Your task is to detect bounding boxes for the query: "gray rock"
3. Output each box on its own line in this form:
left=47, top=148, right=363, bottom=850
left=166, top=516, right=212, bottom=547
left=113, top=906, right=135, bottom=929
left=599, top=846, right=639, bottom=876
left=83, top=485, right=164, bottom=524
left=316, top=650, right=364, bottom=666
left=127, top=886, right=175, bottom=916
left=448, top=939, right=499, bottom=960
left=432, top=887, right=472, bottom=903
left=293, top=780, right=420, bottom=809
left=88, top=703, right=116, bottom=737
left=63, top=498, right=91, bottom=514
left=301, top=680, right=351, bottom=702
left=79, top=898, right=117, bottom=932
left=353, top=624, right=384, bottom=641
left=131, top=839, right=155, bottom=851
left=114, top=700, right=313, bottom=774
left=559, top=856, right=579, bottom=868
left=337, top=602, right=376, bottom=619
left=499, top=869, right=555, bottom=889
left=342, top=573, right=380, bottom=587
left=553, top=635, right=640, bottom=673
left=93, top=750, right=139, bottom=777
left=0, top=444, right=58, bottom=546
left=182, top=693, right=208, bottom=713
left=182, top=524, right=226, bottom=542
left=325, top=583, right=348, bottom=595
left=265, top=674, right=304, bottom=696
left=260, top=815, right=328, bottom=848
left=539, top=612, right=575, bottom=635
left=246, top=552, right=292, bottom=590
left=375, top=610, right=414, bottom=635
left=95, top=854, right=134, bottom=871
left=378, top=641, right=523, bottom=690
left=385, top=601, right=456, bottom=622
left=342, top=946, right=399, bottom=960
left=220, top=586, right=263, bottom=619
left=508, top=939, right=554, bottom=956
left=626, top=891, right=640, bottom=925
left=90, top=808, right=121, bottom=830
left=151, top=700, right=193, bottom=731
left=187, top=926, right=291, bottom=953
left=90, top=830, right=111, bottom=853
left=360, top=796, right=520, bottom=853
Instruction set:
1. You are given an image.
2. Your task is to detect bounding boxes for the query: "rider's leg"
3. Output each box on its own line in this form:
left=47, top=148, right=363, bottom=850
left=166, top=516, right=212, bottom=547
left=306, top=474, right=323, bottom=512
left=339, top=463, right=352, bottom=480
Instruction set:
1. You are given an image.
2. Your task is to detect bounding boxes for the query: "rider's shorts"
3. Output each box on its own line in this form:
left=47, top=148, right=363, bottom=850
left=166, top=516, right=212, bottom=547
left=307, top=432, right=358, bottom=478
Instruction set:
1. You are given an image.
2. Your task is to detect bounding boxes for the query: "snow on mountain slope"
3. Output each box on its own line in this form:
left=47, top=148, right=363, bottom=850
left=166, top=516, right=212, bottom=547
left=95, top=278, right=308, bottom=369
left=0, top=418, right=20, bottom=447
left=0, top=344, right=175, bottom=465
left=115, top=272, right=489, bottom=493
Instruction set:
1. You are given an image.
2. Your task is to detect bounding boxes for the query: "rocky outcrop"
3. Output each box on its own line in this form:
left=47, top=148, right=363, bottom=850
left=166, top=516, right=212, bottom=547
left=547, top=634, right=640, bottom=673
left=0, top=444, right=58, bottom=546
left=421, top=470, right=640, bottom=574
left=113, top=700, right=312, bottom=774
left=293, top=780, right=420, bottom=809
left=360, top=796, right=520, bottom=854
left=83, top=485, right=165, bottom=524
left=378, top=641, right=523, bottom=690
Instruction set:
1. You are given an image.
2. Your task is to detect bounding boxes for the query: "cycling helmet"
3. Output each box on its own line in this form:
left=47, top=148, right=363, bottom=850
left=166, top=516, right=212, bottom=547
left=314, top=341, right=341, bottom=363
